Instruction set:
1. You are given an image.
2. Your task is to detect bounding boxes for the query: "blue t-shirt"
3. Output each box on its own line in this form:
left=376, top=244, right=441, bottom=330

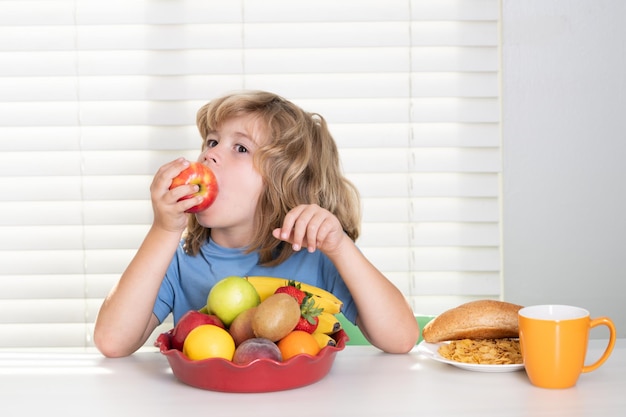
left=153, top=238, right=357, bottom=325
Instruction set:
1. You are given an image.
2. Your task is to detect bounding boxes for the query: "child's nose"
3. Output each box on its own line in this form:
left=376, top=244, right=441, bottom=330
left=201, top=148, right=218, bottom=165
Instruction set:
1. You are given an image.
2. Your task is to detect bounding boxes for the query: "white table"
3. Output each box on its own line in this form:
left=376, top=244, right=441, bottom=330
left=1, top=340, right=624, bottom=417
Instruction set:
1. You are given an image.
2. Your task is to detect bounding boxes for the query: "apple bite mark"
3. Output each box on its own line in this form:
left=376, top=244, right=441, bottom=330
left=169, top=162, right=219, bottom=213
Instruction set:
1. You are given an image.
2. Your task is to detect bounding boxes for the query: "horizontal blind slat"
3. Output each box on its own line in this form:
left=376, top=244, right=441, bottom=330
left=0, top=0, right=498, bottom=26
left=0, top=123, right=500, bottom=152
left=0, top=46, right=499, bottom=76
left=0, top=273, right=142, bottom=301
left=0, top=251, right=84, bottom=274
left=359, top=223, right=499, bottom=247
left=246, top=0, right=409, bottom=21
left=410, top=296, right=501, bottom=317
left=1, top=99, right=499, bottom=126
left=0, top=201, right=153, bottom=227
left=0, top=225, right=151, bottom=251
left=1, top=72, right=498, bottom=101
left=0, top=275, right=85, bottom=299
left=351, top=173, right=499, bottom=198
left=0, top=177, right=154, bottom=201
left=364, top=197, right=500, bottom=223
left=411, top=272, right=501, bottom=296
left=2, top=198, right=498, bottom=226
left=0, top=299, right=86, bottom=324
left=342, top=148, right=501, bottom=173
left=411, top=22, right=498, bottom=46
left=412, top=247, right=500, bottom=271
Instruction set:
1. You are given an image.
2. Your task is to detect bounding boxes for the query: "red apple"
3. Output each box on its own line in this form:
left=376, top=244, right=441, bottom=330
left=169, top=162, right=218, bottom=213
left=170, top=310, right=225, bottom=351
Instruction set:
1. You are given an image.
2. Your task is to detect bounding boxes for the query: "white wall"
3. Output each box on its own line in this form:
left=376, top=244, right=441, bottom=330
left=502, top=0, right=626, bottom=337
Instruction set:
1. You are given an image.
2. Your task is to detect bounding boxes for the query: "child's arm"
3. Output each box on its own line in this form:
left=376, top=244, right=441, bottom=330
left=273, top=204, right=420, bottom=353
left=94, top=158, right=202, bottom=357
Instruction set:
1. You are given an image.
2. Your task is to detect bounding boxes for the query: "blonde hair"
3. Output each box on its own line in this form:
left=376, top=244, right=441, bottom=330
left=184, top=90, right=361, bottom=266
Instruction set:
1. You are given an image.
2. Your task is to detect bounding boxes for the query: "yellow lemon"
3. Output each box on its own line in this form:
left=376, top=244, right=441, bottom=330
left=182, top=324, right=235, bottom=361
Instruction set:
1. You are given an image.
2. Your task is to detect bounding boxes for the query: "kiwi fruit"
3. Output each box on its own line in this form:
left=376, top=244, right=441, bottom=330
left=229, top=307, right=257, bottom=346
left=251, top=293, right=301, bottom=342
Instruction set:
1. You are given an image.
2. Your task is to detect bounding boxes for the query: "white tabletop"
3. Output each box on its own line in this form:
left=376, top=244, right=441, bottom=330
left=1, top=339, right=624, bottom=417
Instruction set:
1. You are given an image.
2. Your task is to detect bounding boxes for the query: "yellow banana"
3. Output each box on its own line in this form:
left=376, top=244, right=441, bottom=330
left=294, top=281, right=342, bottom=305
left=244, top=276, right=343, bottom=312
left=310, top=294, right=341, bottom=315
left=313, top=312, right=342, bottom=335
left=312, top=332, right=337, bottom=349
left=243, top=276, right=284, bottom=301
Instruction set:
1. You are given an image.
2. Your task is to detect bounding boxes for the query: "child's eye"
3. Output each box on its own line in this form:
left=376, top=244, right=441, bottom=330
left=235, top=144, right=248, bottom=153
left=206, top=139, right=218, bottom=148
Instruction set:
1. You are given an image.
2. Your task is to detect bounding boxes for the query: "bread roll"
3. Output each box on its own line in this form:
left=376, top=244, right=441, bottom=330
left=422, top=300, right=523, bottom=343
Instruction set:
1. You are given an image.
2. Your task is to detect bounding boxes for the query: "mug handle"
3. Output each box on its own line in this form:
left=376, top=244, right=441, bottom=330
left=582, top=316, right=616, bottom=373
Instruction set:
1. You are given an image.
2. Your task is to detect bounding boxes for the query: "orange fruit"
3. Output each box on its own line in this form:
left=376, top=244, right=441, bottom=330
left=182, top=324, right=235, bottom=361
left=277, top=330, right=321, bottom=360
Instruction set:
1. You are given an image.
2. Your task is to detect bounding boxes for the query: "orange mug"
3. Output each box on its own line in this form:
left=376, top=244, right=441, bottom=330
left=518, top=305, right=616, bottom=389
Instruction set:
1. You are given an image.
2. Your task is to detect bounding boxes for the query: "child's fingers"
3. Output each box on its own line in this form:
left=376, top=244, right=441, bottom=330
left=291, top=206, right=322, bottom=251
left=302, top=212, right=327, bottom=252
left=310, top=217, right=334, bottom=252
left=276, top=204, right=335, bottom=252
left=167, top=182, right=195, bottom=197
left=278, top=205, right=306, bottom=248
left=273, top=228, right=311, bottom=252
left=152, top=158, right=190, bottom=191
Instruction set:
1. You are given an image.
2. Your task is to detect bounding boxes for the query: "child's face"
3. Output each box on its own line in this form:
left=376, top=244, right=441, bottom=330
left=193, top=114, right=266, bottom=245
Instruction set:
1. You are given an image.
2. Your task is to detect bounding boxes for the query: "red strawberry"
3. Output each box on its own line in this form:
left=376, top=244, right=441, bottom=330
left=274, top=280, right=307, bottom=304
left=294, top=295, right=323, bottom=334
left=295, top=315, right=319, bottom=333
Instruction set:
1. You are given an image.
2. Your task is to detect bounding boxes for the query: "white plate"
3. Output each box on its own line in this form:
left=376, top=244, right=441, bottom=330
left=415, top=341, right=525, bottom=373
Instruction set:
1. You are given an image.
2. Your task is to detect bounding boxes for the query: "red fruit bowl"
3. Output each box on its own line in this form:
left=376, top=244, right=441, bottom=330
left=155, top=329, right=349, bottom=392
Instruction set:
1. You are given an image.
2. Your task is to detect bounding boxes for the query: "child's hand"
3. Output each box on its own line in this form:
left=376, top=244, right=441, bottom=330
left=150, top=158, right=203, bottom=232
left=272, top=204, right=348, bottom=255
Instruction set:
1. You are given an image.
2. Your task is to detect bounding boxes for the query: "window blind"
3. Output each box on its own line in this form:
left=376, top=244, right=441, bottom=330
left=0, top=0, right=501, bottom=348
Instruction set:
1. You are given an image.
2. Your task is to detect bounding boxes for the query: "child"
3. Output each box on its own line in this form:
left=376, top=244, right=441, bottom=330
left=94, top=90, right=419, bottom=357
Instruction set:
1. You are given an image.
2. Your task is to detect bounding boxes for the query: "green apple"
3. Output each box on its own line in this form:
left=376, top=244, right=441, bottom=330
left=207, top=276, right=261, bottom=326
